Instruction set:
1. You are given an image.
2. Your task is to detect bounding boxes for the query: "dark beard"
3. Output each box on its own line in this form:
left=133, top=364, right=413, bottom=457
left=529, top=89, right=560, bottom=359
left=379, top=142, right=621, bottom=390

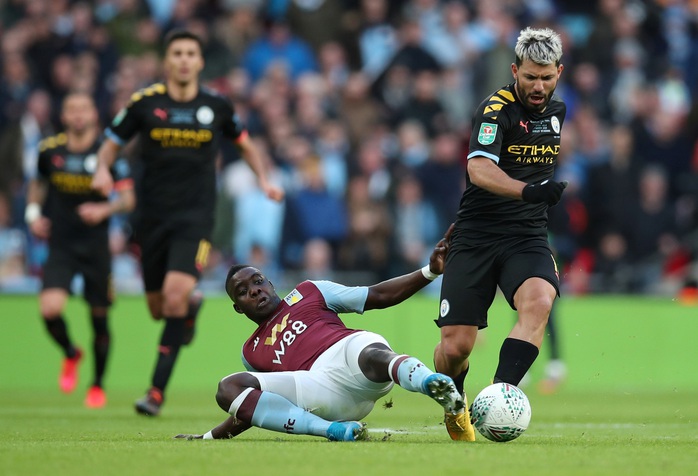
left=516, top=83, right=554, bottom=113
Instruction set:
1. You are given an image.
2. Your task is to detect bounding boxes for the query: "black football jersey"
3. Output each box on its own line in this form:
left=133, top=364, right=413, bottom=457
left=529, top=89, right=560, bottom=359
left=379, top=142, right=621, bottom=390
left=37, top=134, right=132, bottom=244
left=105, top=83, right=245, bottom=229
left=457, top=83, right=567, bottom=236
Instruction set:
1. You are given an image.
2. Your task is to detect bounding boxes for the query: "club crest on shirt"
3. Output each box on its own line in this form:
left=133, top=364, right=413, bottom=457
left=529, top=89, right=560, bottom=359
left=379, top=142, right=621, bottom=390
left=83, top=154, right=98, bottom=173
left=551, top=116, right=560, bottom=134
left=478, top=123, right=497, bottom=145
left=197, top=106, right=214, bottom=125
left=284, top=289, right=304, bottom=306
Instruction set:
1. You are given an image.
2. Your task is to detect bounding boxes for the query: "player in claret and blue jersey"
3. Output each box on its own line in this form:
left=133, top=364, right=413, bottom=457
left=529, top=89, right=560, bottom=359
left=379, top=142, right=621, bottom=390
left=175, top=226, right=474, bottom=442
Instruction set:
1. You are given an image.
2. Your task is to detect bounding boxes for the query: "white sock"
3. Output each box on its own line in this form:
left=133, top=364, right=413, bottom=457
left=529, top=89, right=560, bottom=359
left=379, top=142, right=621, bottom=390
left=389, top=356, right=434, bottom=393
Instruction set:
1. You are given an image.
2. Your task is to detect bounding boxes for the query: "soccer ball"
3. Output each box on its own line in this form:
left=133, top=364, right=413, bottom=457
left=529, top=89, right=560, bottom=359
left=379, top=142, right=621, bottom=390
left=470, top=383, right=531, bottom=442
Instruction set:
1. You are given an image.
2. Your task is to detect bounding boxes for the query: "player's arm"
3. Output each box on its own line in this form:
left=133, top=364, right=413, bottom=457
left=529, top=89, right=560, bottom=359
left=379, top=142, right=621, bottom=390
left=468, top=156, right=567, bottom=206
left=364, top=223, right=453, bottom=311
left=236, top=133, right=285, bottom=202
left=468, top=156, right=527, bottom=199
left=25, top=178, right=50, bottom=240
left=78, top=181, right=135, bottom=226
left=174, top=415, right=251, bottom=440
left=91, top=138, right=122, bottom=197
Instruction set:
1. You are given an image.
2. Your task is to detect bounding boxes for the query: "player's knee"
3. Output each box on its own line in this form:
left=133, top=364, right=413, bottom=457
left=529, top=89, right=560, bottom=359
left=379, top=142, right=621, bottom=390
left=161, top=289, right=189, bottom=316
left=519, top=294, right=554, bottom=321
left=40, top=300, right=62, bottom=318
left=440, top=337, right=473, bottom=363
left=216, top=373, right=257, bottom=411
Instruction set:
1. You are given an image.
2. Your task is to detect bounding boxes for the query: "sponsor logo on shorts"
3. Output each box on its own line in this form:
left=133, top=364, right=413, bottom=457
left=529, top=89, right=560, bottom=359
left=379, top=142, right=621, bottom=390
left=284, top=289, right=303, bottom=306
left=478, top=123, right=497, bottom=145
left=440, top=299, right=450, bottom=318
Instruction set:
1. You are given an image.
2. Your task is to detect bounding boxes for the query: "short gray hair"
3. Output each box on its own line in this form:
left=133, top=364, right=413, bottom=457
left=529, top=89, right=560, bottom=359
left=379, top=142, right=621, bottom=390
left=515, top=27, right=563, bottom=66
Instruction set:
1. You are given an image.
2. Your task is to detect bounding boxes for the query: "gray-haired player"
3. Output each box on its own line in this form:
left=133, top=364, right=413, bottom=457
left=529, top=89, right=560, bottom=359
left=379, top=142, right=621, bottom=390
left=432, top=27, right=568, bottom=441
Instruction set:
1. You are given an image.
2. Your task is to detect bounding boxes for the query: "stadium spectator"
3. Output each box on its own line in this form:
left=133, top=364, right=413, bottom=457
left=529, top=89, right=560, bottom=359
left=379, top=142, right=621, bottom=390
left=174, top=225, right=473, bottom=442
left=390, top=172, right=439, bottom=278
left=432, top=28, right=568, bottom=442
left=90, top=29, right=284, bottom=416
left=415, top=131, right=465, bottom=234
left=25, top=92, right=135, bottom=408
left=623, top=164, right=682, bottom=293
left=0, top=192, right=27, bottom=289
left=337, top=175, right=392, bottom=280
left=241, top=17, right=317, bottom=84
left=280, top=154, right=348, bottom=270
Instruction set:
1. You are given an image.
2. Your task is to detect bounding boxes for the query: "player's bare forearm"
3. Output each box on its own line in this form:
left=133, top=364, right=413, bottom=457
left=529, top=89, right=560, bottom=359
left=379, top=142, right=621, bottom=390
left=210, top=416, right=252, bottom=439
left=92, top=139, right=121, bottom=196
left=468, top=157, right=526, bottom=199
left=174, top=416, right=251, bottom=440
left=364, top=224, right=453, bottom=311
left=238, top=134, right=284, bottom=202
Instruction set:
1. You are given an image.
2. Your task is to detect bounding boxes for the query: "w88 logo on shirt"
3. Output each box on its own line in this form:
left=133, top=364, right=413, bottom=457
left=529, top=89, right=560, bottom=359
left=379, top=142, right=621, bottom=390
left=265, top=313, right=308, bottom=365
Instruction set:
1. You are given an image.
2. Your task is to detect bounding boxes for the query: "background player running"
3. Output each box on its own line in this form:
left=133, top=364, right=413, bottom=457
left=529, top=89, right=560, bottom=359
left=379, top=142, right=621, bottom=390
left=175, top=225, right=473, bottom=442
left=26, top=92, right=135, bottom=408
left=91, top=29, right=284, bottom=416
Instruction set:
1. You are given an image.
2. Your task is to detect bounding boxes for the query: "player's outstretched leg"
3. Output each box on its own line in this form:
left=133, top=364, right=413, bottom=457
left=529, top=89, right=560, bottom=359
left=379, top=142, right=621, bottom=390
left=388, top=355, right=475, bottom=441
left=182, top=290, right=203, bottom=346
left=221, top=379, right=368, bottom=442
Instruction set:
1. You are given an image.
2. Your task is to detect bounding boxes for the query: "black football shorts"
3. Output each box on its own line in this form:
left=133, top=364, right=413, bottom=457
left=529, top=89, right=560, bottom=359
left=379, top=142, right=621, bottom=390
left=436, top=234, right=560, bottom=329
left=42, top=243, right=113, bottom=307
left=139, top=221, right=211, bottom=292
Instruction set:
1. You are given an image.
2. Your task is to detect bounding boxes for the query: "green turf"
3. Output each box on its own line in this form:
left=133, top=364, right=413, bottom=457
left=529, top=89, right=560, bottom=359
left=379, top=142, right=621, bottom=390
left=1, top=293, right=697, bottom=475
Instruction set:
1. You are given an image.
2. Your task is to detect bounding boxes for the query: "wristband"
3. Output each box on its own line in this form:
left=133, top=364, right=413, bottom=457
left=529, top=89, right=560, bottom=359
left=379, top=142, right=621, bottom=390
left=203, top=430, right=214, bottom=440
left=421, top=265, right=439, bottom=281
left=25, top=203, right=41, bottom=224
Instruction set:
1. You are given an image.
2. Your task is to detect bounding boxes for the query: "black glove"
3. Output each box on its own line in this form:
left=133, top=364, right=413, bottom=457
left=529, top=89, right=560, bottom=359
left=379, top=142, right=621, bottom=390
left=521, top=180, right=568, bottom=206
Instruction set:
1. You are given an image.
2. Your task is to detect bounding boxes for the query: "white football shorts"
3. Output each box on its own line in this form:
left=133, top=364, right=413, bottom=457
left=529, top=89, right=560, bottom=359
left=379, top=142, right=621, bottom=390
left=248, top=331, right=394, bottom=421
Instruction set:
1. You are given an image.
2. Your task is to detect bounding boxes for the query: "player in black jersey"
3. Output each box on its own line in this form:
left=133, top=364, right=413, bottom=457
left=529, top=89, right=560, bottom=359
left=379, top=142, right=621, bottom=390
left=25, top=92, right=135, bottom=408
left=431, top=27, right=569, bottom=440
left=91, top=29, right=284, bottom=416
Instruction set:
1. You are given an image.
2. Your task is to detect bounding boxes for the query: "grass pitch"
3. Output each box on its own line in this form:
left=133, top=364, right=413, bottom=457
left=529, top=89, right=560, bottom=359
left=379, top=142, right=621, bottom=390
left=1, top=293, right=697, bottom=475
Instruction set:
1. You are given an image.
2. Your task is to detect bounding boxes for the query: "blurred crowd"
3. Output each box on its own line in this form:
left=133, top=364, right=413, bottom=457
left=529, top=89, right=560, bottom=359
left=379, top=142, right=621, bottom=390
left=1, top=0, right=697, bottom=296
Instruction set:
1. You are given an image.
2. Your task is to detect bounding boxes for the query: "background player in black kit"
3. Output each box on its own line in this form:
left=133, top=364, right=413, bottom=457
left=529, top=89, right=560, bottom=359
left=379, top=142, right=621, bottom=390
left=25, top=92, right=135, bottom=408
left=91, top=30, right=284, bottom=416
left=432, top=27, right=568, bottom=441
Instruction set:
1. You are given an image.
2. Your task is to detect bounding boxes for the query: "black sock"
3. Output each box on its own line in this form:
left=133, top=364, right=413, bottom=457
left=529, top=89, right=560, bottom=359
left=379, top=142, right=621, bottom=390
left=43, top=316, right=76, bottom=358
left=91, top=315, right=110, bottom=388
left=151, top=318, right=186, bottom=392
left=493, top=338, right=539, bottom=386
left=453, top=366, right=469, bottom=396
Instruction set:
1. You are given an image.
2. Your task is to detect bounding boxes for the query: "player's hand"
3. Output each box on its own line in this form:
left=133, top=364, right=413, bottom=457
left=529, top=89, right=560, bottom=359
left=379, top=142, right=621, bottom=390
left=91, top=166, right=114, bottom=197
left=29, top=217, right=51, bottom=240
left=78, top=202, right=111, bottom=226
left=521, top=180, right=568, bottom=206
left=428, top=223, right=454, bottom=275
left=261, top=183, right=285, bottom=202
left=174, top=434, right=204, bottom=440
